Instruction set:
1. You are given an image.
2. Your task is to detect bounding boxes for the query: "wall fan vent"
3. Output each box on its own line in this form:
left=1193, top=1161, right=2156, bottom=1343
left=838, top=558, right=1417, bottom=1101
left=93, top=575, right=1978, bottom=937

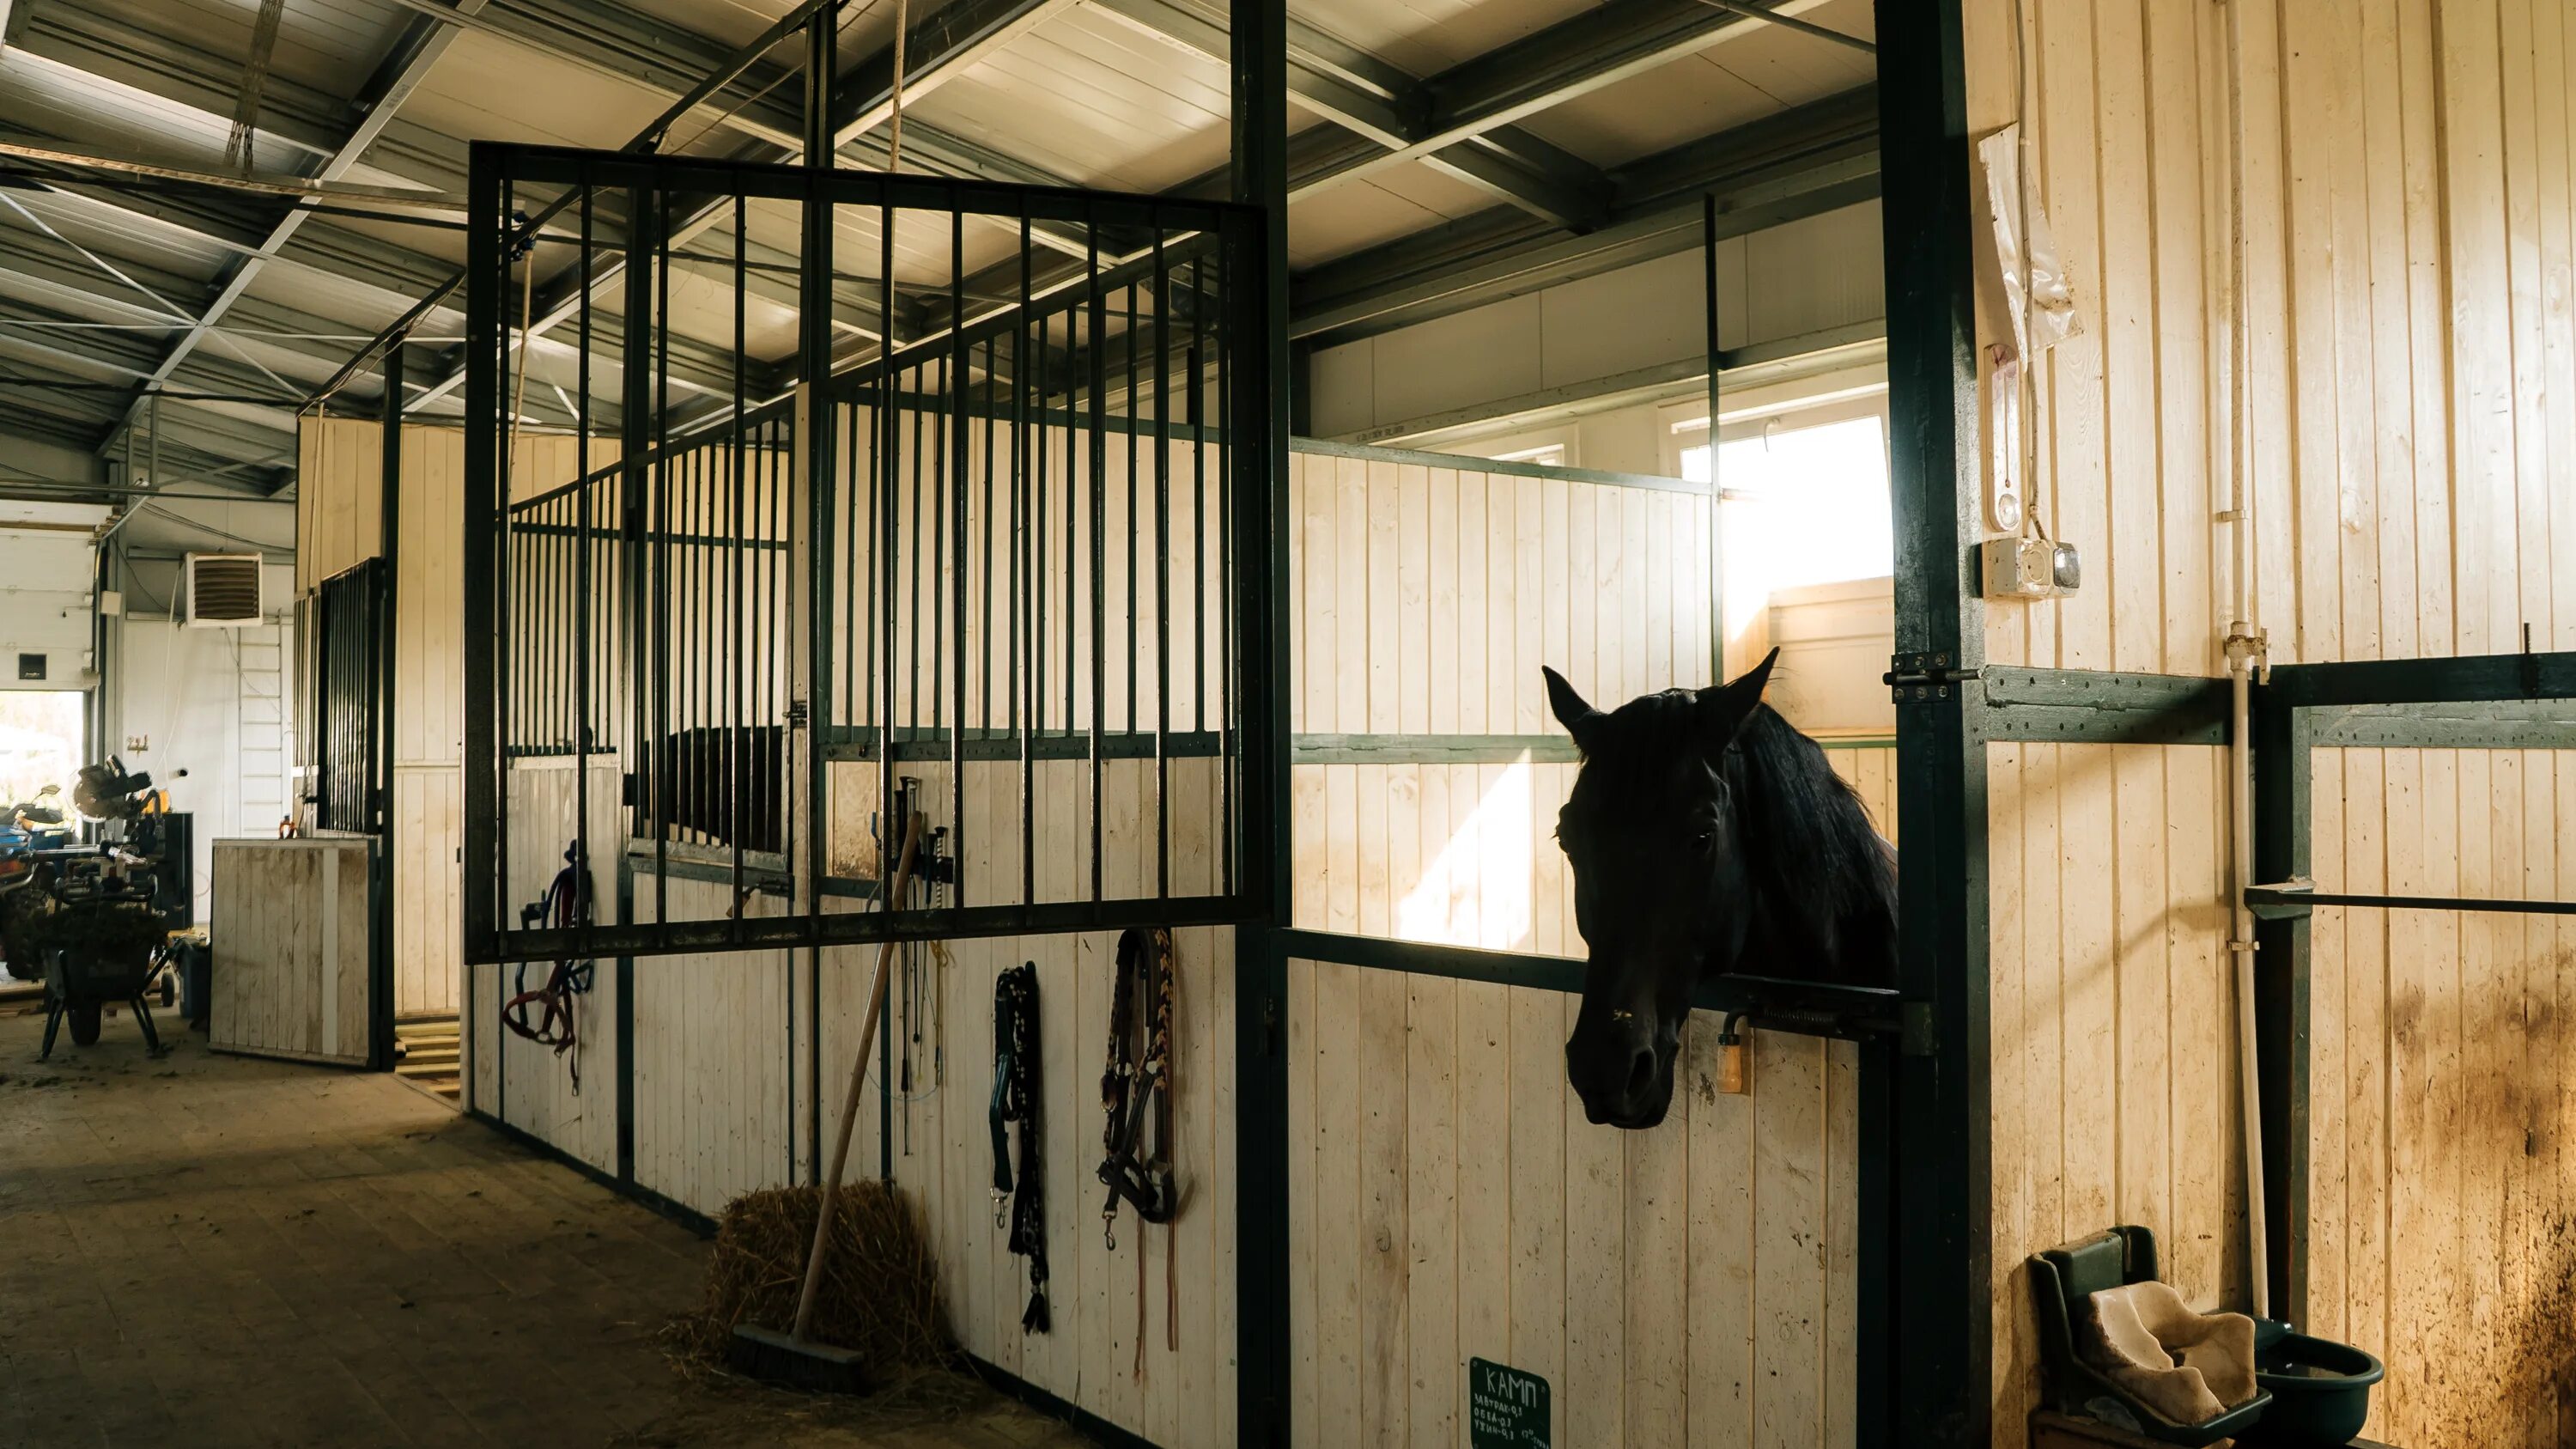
left=182, top=553, right=265, bottom=627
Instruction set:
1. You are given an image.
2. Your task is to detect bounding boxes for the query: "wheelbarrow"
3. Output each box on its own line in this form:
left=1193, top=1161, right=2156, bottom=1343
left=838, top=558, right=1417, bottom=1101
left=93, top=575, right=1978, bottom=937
left=35, top=901, right=167, bottom=1059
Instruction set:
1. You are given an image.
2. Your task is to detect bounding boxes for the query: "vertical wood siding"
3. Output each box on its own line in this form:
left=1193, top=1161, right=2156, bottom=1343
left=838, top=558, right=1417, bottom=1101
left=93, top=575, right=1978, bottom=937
left=2305, top=746, right=2576, bottom=1444
left=297, top=417, right=600, bottom=1023
left=1964, top=2, right=2576, bottom=1442
left=1285, top=971, right=1864, bottom=1449
left=210, top=837, right=375, bottom=1064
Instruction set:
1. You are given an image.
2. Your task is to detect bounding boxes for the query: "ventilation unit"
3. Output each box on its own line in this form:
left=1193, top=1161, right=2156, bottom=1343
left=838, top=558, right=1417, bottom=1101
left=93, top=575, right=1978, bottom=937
left=182, top=553, right=265, bottom=627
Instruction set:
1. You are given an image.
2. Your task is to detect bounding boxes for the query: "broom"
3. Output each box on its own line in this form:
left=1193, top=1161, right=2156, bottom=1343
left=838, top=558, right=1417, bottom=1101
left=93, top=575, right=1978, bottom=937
left=729, top=809, right=927, bottom=1392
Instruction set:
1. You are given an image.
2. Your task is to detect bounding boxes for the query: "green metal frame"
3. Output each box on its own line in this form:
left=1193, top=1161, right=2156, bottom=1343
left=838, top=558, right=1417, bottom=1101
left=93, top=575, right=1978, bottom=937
left=2244, top=648, right=2576, bottom=1325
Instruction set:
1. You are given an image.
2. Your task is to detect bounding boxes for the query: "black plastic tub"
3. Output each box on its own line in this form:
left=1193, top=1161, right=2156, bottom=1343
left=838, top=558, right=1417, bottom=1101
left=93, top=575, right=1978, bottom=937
left=2244, top=1332, right=2385, bottom=1447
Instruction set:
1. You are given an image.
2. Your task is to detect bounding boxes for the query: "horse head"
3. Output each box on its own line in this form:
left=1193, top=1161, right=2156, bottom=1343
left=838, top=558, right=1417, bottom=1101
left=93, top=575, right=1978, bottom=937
left=1543, top=649, right=1777, bottom=1129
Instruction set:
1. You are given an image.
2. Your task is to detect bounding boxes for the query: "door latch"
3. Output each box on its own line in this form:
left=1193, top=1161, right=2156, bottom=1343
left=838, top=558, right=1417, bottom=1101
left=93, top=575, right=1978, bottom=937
left=1884, top=652, right=1982, bottom=702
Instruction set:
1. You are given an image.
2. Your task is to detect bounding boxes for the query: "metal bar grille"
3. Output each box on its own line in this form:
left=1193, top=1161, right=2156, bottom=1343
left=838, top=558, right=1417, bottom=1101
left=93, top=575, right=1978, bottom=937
left=312, top=557, right=385, bottom=834
left=465, top=143, right=1272, bottom=965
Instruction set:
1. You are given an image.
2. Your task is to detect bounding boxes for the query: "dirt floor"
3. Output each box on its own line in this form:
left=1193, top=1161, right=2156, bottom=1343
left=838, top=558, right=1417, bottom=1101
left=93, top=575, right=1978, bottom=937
left=0, top=1002, right=1092, bottom=1449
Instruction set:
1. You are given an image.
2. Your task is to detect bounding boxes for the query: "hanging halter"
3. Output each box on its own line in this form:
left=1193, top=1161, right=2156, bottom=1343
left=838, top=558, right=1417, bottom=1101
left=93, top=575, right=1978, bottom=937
left=1098, top=927, right=1177, bottom=1244
left=990, top=961, right=1048, bottom=1333
left=501, top=843, right=595, bottom=1091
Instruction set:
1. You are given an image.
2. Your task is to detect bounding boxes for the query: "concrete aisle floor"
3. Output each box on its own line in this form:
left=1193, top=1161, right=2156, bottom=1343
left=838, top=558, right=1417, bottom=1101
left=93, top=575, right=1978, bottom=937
left=0, top=1004, right=1091, bottom=1449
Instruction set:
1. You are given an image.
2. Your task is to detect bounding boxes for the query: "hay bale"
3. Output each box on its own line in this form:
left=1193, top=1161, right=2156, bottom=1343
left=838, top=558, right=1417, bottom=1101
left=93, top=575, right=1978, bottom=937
left=665, top=1181, right=955, bottom=1378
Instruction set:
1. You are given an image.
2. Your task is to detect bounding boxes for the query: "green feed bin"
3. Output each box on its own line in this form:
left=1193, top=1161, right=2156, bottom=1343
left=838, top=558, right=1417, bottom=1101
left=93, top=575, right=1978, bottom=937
left=2026, top=1226, right=2271, bottom=1446
left=2242, top=1333, right=2385, bottom=1448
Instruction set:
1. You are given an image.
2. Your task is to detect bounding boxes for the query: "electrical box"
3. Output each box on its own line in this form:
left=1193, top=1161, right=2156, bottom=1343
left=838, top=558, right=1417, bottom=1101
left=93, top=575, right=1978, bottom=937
left=1982, top=536, right=2083, bottom=600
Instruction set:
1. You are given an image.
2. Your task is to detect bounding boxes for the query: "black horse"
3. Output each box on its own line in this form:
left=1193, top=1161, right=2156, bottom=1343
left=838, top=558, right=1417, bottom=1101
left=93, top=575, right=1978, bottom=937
left=1543, top=649, right=1896, bottom=1129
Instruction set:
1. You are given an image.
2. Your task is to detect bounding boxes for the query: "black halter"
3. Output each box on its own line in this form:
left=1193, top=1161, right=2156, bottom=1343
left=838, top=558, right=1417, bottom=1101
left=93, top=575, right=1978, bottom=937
left=990, top=961, right=1048, bottom=1333
left=1097, top=927, right=1176, bottom=1245
left=501, top=843, right=593, bottom=1090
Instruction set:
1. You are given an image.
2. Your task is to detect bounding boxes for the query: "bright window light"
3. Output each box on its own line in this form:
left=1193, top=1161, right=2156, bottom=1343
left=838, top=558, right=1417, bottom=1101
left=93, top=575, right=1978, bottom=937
left=1684, top=411, right=1893, bottom=588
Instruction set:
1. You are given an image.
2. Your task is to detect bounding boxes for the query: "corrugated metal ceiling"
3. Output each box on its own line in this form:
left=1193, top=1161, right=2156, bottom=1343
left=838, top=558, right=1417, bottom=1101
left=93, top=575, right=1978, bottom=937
left=0, top=0, right=1880, bottom=496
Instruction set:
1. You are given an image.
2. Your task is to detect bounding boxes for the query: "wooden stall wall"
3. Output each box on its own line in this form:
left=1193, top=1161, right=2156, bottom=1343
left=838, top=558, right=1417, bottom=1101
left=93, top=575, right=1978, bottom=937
left=467, top=758, right=626, bottom=1171
left=1984, top=742, right=2239, bottom=1434
left=1285, top=971, right=1862, bottom=1449
left=298, top=417, right=604, bottom=1027
left=1282, top=444, right=1896, bottom=949
left=2303, top=746, right=2576, bottom=1444
left=1961, top=1, right=2576, bottom=1441
left=210, top=837, right=377, bottom=1065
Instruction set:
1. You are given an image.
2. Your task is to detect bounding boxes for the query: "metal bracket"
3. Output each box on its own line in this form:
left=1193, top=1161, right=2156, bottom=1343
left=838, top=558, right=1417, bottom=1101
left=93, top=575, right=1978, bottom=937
left=2244, top=877, right=2315, bottom=921
left=1885, top=651, right=1983, bottom=702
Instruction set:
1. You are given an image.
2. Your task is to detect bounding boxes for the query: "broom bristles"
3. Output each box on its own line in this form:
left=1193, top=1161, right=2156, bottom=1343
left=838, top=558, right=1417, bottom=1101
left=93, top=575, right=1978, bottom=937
left=664, top=1182, right=957, bottom=1377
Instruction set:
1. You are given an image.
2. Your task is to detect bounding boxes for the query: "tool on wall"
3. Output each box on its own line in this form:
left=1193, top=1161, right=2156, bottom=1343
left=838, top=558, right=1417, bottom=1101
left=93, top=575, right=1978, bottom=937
left=990, top=960, right=1048, bottom=1332
left=502, top=842, right=595, bottom=1092
left=1099, top=926, right=1179, bottom=1368
left=729, top=810, right=926, bottom=1390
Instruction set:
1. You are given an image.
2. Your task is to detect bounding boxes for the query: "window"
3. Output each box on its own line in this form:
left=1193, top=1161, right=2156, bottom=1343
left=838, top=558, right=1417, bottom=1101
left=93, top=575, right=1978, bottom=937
left=1678, top=400, right=1893, bottom=590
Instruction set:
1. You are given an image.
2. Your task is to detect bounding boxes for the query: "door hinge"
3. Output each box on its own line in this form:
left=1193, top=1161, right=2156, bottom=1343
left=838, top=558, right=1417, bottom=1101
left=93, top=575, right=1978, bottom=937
left=1884, top=652, right=1982, bottom=702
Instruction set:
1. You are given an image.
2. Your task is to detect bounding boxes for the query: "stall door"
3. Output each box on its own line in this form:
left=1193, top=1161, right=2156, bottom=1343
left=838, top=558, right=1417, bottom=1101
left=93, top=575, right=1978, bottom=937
left=209, top=837, right=378, bottom=1066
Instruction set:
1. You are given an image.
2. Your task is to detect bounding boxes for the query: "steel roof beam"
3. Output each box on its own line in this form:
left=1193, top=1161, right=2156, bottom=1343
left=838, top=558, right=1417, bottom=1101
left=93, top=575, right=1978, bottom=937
left=1291, top=86, right=1880, bottom=345
left=70, top=2, right=501, bottom=458
left=1093, top=0, right=1614, bottom=230
left=396, top=0, right=1091, bottom=415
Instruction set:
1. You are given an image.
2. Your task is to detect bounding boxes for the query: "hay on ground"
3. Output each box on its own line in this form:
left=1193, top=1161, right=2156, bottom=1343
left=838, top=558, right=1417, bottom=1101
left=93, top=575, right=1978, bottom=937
left=665, top=1181, right=955, bottom=1379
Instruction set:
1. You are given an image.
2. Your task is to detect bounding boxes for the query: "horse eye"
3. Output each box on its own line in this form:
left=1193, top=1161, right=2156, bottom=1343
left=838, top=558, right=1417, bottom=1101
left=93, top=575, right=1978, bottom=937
left=1692, top=829, right=1715, bottom=851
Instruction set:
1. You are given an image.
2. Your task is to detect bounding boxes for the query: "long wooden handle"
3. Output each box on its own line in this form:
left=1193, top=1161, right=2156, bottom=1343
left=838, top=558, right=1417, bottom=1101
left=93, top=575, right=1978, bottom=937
left=791, top=809, right=926, bottom=1342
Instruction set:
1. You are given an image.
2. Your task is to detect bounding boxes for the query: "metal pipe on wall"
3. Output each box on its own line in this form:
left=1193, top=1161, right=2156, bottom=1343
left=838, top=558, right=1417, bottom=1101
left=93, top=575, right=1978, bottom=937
left=2218, top=0, right=2269, bottom=1324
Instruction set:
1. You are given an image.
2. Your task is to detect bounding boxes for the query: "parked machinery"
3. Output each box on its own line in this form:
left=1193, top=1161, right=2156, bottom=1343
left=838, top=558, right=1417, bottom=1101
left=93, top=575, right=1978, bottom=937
left=1, top=758, right=189, bottom=1056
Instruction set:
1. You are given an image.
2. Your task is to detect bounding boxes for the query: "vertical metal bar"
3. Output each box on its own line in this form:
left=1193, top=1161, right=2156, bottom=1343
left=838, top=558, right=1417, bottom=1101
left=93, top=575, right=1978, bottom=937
left=378, top=338, right=402, bottom=1069
left=1873, top=1, right=1990, bottom=1442
left=949, top=199, right=968, bottom=903
left=732, top=192, right=749, bottom=931
left=1035, top=307, right=1050, bottom=741
left=1152, top=222, right=1170, bottom=901
left=1191, top=247, right=1207, bottom=739
left=1126, top=275, right=1140, bottom=739
left=2252, top=695, right=2312, bottom=1322
left=1704, top=192, right=1726, bottom=681
left=574, top=180, right=592, bottom=928
left=653, top=186, right=673, bottom=928
left=909, top=365, right=927, bottom=739
left=1086, top=213, right=1106, bottom=906
left=494, top=180, right=518, bottom=942
left=1229, top=0, right=1292, bottom=1434
left=931, top=354, right=948, bottom=734
left=464, top=155, right=508, bottom=958
left=618, top=184, right=654, bottom=946
left=878, top=196, right=899, bottom=907
left=1215, top=226, right=1235, bottom=897
left=982, top=333, right=997, bottom=740
left=1018, top=210, right=1036, bottom=907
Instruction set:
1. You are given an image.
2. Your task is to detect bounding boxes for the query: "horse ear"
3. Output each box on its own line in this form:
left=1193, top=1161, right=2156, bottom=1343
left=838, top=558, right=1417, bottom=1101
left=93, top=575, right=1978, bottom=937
left=1697, top=648, right=1779, bottom=748
left=1542, top=667, right=1606, bottom=748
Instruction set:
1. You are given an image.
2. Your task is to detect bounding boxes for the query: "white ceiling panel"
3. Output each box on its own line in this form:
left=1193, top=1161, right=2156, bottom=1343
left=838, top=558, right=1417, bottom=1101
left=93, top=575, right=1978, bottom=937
left=1286, top=161, right=1474, bottom=270
left=402, top=29, right=682, bottom=151
left=907, top=3, right=1229, bottom=192
left=1286, top=0, right=1599, bottom=78
left=67, top=0, right=407, bottom=103
left=0, top=50, right=311, bottom=174
left=1519, top=2, right=1875, bottom=167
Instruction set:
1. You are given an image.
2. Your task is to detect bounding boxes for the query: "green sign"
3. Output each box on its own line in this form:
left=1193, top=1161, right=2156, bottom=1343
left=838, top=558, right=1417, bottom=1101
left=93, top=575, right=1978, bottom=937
left=1467, top=1357, right=1551, bottom=1449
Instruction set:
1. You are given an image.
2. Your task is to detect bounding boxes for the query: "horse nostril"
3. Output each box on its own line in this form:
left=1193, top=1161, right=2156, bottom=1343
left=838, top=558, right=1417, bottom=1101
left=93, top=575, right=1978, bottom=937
left=1624, top=1042, right=1657, bottom=1102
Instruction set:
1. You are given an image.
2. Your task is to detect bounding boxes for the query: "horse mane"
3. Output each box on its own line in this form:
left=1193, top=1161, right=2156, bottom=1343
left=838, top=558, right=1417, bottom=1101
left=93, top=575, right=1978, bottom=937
left=1593, top=690, right=1895, bottom=971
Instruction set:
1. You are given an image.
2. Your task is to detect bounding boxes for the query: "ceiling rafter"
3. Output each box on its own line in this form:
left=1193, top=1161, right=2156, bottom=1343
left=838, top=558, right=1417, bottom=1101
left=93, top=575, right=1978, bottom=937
left=84, top=1, right=498, bottom=457
left=1291, top=85, right=1881, bottom=346
left=1090, top=0, right=1615, bottom=231
left=393, top=0, right=1094, bottom=418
